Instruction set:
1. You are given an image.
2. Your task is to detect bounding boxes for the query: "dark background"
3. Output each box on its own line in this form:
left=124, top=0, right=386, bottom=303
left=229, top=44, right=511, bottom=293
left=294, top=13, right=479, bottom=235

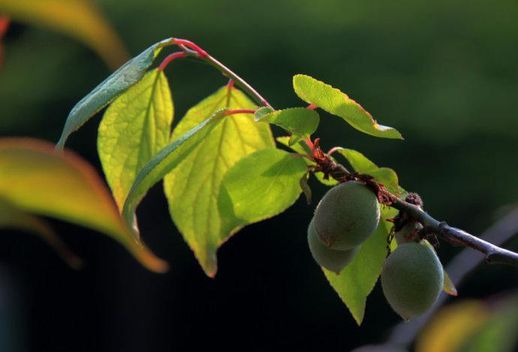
left=1, top=0, right=517, bottom=351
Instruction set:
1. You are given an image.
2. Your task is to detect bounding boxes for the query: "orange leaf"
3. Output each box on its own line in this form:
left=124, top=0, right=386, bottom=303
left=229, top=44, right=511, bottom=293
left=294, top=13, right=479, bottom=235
left=0, top=138, right=168, bottom=272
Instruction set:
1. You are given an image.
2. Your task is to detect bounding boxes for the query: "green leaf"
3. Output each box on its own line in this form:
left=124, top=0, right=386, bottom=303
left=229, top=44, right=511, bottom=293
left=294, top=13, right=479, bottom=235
left=122, top=111, right=226, bottom=225
left=443, top=269, right=458, bottom=296
left=164, top=87, right=274, bottom=277
left=293, top=74, right=403, bottom=139
left=0, top=138, right=168, bottom=272
left=56, top=37, right=173, bottom=149
left=0, top=197, right=82, bottom=269
left=0, top=0, right=128, bottom=69
left=336, top=148, right=401, bottom=194
left=276, top=136, right=311, bottom=156
left=323, top=212, right=394, bottom=325
left=257, top=107, right=319, bottom=144
left=98, top=69, right=173, bottom=209
left=220, top=148, right=307, bottom=225
left=254, top=106, right=274, bottom=120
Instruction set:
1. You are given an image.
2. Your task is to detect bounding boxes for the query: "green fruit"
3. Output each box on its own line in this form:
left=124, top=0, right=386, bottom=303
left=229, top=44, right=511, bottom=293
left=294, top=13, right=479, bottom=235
left=381, top=242, right=444, bottom=320
left=314, top=181, right=380, bottom=250
left=307, top=218, right=358, bottom=273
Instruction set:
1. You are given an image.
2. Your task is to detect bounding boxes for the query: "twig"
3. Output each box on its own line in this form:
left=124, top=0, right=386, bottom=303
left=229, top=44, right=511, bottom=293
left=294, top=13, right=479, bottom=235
left=169, top=38, right=518, bottom=267
left=306, top=140, right=518, bottom=267
left=390, top=199, right=518, bottom=266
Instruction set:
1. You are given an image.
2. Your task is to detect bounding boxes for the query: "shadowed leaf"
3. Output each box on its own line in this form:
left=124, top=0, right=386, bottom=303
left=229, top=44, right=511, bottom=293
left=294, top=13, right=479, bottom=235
left=56, top=38, right=173, bottom=149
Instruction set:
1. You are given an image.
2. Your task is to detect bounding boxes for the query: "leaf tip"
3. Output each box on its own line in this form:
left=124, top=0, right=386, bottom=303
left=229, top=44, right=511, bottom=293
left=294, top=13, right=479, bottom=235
left=144, top=255, right=170, bottom=273
left=55, top=136, right=67, bottom=150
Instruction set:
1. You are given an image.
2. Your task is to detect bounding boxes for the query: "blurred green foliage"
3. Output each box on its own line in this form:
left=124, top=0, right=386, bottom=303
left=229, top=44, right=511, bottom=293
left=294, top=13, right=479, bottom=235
left=1, top=0, right=518, bottom=240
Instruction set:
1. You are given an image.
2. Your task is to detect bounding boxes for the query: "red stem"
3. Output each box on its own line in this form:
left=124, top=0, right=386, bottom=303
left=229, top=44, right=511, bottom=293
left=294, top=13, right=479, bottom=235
left=0, top=17, right=9, bottom=37
left=172, top=38, right=209, bottom=58
left=158, top=51, right=187, bottom=71
left=306, top=103, right=318, bottom=110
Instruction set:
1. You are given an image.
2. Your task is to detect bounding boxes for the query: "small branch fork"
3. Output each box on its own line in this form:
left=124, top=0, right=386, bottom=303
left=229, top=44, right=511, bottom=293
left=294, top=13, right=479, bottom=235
left=160, top=38, right=518, bottom=266
left=161, top=38, right=273, bottom=109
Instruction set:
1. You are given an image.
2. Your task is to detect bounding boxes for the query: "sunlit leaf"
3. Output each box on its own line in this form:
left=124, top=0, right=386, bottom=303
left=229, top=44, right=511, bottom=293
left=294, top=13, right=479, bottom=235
left=98, top=69, right=173, bottom=209
left=122, top=112, right=226, bottom=226
left=336, top=148, right=401, bottom=194
left=164, top=86, right=274, bottom=277
left=56, top=37, right=173, bottom=149
left=0, top=138, right=168, bottom=273
left=0, top=0, right=128, bottom=68
left=293, top=74, right=403, bottom=139
left=323, top=209, right=396, bottom=325
left=0, top=197, right=82, bottom=268
left=220, top=148, right=307, bottom=225
left=256, top=107, right=319, bottom=144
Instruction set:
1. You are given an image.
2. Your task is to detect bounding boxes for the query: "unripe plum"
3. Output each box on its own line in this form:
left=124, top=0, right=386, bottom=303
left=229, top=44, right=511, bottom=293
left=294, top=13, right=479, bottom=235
left=314, top=181, right=380, bottom=250
left=307, top=218, right=358, bottom=273
left=381, top=242, right=444, bottom=320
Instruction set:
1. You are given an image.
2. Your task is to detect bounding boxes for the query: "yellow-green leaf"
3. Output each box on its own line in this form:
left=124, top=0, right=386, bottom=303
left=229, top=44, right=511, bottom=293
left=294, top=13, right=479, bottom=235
left=0, top=197, right=82, bottom=269
left=0, top=0, right=128, bottom=68
left=293, top=74, right=403, bottom=139
left=0, top=138, right=168, bottom=273
left=256, top=107, right=319, bottom=144
left=98, top=69, right=173, bottom=209
left=122, top=112, right=226, bottom=227
left=323, top=209, right=396, bottom=325
left=336, top=148, right=401, bottom=194
left=220, top=148, right=307, bottom=224
left=56, top=37, right=173, bottom=149
left=164, top=87, right=274, bottom=277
